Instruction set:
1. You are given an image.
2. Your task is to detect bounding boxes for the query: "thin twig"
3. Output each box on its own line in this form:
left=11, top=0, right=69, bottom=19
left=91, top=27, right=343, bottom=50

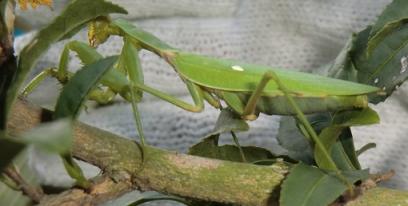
left=3, top=165, right=44, bottom=203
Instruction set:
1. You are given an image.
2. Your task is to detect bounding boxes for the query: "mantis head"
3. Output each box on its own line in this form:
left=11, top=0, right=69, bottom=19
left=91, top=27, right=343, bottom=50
left=88, top=16, right=117, bottom=47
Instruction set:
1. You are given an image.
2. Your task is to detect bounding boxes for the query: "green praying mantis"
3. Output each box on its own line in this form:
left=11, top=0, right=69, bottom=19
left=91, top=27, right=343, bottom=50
left=22, top=16, right=381, bottom=185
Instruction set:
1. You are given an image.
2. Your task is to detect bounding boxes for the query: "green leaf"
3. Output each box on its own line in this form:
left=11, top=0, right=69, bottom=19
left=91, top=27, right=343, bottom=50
left=331, top=129, right=361, bottom=171
left=277, top=108, right=376, bottom=170
left=126, top=191, right=191, bottom=206
left=333, top=107, right=380, bottom=127
left=59, top=22, right=88, bottom=41
left=54, top=56, right=117, bottom=188
left=352, top=24, right=408, bottom=103
left=188, top=135, right=275, bottom=163
left=6, top=0, right=127, bottom=125
left=189, top=109, right=270, bottom=162
left=188, top=109, right=266, bottom=162
left=314, top=126, right=343, bottom=170
left=367, top=0, right=408, bottom=56
left=313, top=108, right=378, bottom=170
left=19, top=119, right=73, bottom=154
left=327, top=35, right=359, bottom=82
left=102, top=191, right=191, bottom=206
left=0, top=119, right=73, bottom=172
left=1, top=120, right=85, bottom=188
left=370, top=0, right=408, bottom=37
left=54, top=56, right=118, bottom=119
left=277, top=117, right=314, bottom=164
left=280, top=163, right=369, bottom=206
left=367, top=20, right=408, bottom=58
left=212, top=108, right=249, bottom=134
left=0, top=138, right=25, bottom=172
left=0, top=150, right=39, bottom=206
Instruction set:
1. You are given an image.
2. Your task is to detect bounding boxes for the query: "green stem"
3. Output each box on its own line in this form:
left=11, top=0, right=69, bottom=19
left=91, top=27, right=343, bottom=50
left=230, top=131, right=247, bottom=162
left=130, top=87, right=146, bottom=146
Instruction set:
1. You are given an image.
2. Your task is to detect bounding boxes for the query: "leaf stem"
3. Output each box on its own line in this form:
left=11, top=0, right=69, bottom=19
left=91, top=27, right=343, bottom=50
left=230, top=131, right=247, bottom=162
left=3, top=165, right=44, bottom=203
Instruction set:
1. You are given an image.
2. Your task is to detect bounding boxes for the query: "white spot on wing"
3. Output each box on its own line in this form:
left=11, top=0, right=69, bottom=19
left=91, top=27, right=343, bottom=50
left=231, top=65, right=244, bottom=71
left=401, top=56, right=408, bottom=73
left=374, top=78, right=379, bottom=84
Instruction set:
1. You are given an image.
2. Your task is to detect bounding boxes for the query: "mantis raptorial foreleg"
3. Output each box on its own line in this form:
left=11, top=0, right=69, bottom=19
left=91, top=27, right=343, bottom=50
left=21, top=41, right=118, bottom=104
left=21, top=68, right=56, bottom=96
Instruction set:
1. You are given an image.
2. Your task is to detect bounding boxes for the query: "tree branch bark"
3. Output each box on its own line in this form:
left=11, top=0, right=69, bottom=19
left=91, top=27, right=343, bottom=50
left=38, top=176, right=133, bottom=206
left=7, top=99, right=408, bottom=205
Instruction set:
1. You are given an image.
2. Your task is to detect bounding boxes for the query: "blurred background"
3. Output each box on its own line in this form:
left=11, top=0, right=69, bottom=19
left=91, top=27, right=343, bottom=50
left=5, top=0, right=408, bottom=205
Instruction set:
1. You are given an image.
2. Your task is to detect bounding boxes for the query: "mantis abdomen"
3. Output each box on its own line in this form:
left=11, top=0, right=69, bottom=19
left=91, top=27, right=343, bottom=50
left=217, top=91, right=368, bottom=116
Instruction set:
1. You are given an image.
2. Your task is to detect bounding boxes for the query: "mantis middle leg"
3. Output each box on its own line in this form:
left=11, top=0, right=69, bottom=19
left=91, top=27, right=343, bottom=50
left=131, top=80, right=205, bottom=113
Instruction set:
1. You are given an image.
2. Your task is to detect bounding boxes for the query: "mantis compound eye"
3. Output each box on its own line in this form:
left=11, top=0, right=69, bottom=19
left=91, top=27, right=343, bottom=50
left=88, top=16, right=112, bottom=47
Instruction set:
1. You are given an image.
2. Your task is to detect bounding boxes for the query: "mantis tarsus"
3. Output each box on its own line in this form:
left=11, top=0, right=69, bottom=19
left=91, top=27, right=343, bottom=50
left=22, top=16, right=381, bottom=188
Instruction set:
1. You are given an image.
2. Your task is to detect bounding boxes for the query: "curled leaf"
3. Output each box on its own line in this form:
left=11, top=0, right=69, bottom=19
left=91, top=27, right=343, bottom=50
left=356, top=143, right=377, bottom=156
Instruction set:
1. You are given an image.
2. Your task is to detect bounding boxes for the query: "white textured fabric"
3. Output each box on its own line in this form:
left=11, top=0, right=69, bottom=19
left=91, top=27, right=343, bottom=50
left=15, top=0, right=408, bottom=193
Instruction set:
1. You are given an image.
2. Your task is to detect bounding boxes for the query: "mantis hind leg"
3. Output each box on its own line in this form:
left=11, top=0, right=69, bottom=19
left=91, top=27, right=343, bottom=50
left=250, top=71, right=353, bottom=189
left=243, top=71, right=338, bottom=169
left=241, top=72, right=274, bottom=120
